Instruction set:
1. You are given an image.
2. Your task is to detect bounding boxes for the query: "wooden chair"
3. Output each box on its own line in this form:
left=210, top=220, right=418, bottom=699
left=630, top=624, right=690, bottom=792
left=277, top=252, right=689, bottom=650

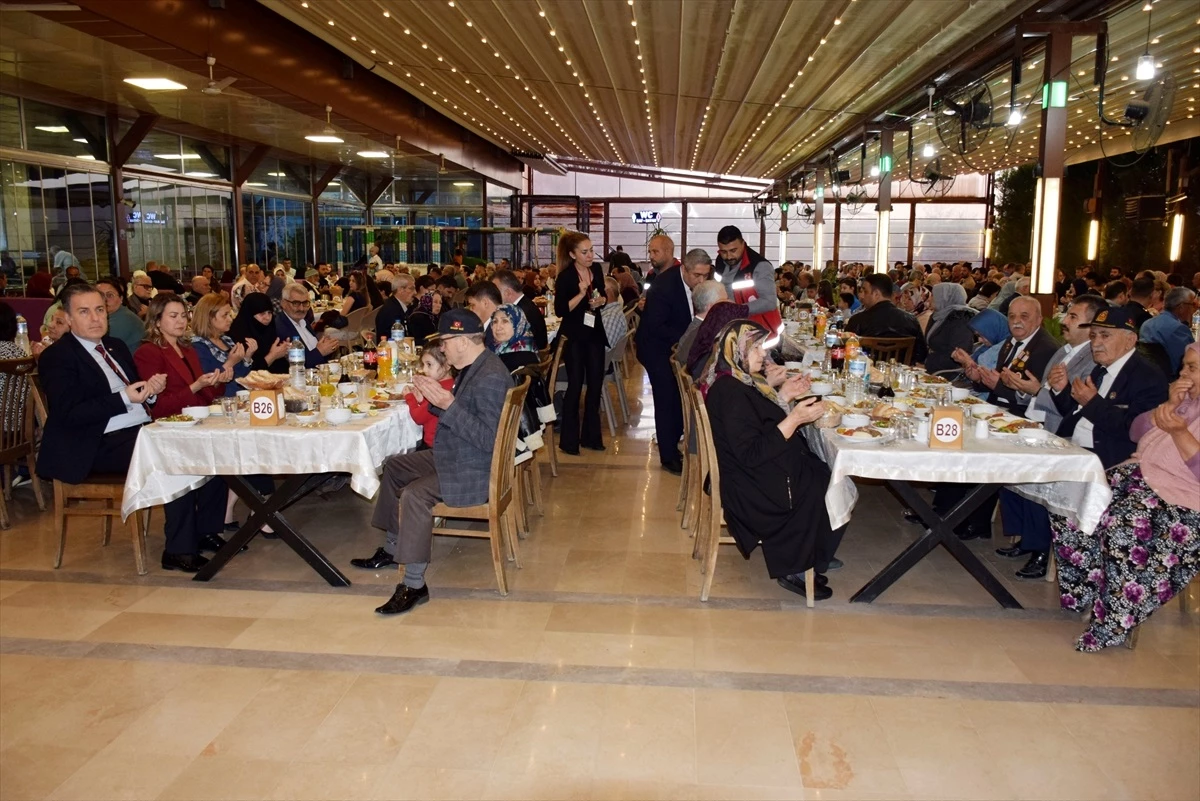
left=538, top=336, right=567, bottom=478
left=691, top=386, right=814, bottom=607
left=857, top=336, right=916, bottom=365
left=623, top=309, right=640, bottom=372
left=670, top=352, right=698, bottom=531
left=431, top=376, right=530, bottom=595
left=54, top=477, right=150, bottom=575
left=600, top=332, right=632, bottom=436
left=511, top=366, right=546, bottom=537
left=0, top=358, right=45, bottom=528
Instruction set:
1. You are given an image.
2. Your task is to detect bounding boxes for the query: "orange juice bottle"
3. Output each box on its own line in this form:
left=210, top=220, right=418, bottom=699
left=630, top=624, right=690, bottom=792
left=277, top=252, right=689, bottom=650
left=376, top=336, right=392, bottom=380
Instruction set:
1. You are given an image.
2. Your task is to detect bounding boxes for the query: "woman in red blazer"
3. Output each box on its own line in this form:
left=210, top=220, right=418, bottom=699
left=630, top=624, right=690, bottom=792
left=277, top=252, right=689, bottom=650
left=134, top=295, right=229, bottom=566
left=134, top=295, right=224, bottom=416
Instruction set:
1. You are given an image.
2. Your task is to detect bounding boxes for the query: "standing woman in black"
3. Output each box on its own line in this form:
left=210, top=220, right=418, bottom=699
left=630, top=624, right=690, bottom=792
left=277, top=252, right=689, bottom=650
left=554, top=231, right=608, bottom=454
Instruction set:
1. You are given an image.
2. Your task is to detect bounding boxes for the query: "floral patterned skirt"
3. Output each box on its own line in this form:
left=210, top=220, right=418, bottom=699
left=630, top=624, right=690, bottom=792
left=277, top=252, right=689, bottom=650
left=1050, top=462, right=1200, bottom=652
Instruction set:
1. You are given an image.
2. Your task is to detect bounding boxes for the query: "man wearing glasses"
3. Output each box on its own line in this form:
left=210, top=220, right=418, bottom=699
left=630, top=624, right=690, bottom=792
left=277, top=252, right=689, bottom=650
left=271, top=282, right=339, bottom=372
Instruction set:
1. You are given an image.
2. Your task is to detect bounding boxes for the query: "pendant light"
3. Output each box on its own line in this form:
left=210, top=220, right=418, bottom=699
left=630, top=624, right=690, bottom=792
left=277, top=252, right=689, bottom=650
left=306, top=105, right=344, bottom=144
left=1136, top=8, right=1156, bottom=81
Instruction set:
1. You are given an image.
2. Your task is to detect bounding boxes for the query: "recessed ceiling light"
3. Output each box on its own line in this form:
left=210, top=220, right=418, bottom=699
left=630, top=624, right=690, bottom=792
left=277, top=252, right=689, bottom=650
left=453, top=181, right=474, bottom=187
left=123, top=77, right=187, bottom=91
left=246, top=182, right=268, bottom=187
left=327, top=181, right=340, bottom=186
left=153, top=153, right=202, bottom=160
left=267, top=172, right=287, bottom=177
left=357, top=151, right=390, bottom=158
left=35, top=125, right=70, bottom=133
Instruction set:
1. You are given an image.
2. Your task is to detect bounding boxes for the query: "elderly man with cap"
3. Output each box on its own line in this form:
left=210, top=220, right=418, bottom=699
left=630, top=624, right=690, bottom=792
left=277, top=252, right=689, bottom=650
left=353, top=309, right=512, bottom=616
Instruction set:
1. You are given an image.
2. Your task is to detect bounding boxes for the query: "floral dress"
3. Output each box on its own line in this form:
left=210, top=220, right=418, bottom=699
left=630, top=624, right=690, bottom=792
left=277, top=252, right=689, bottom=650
left=1051, top=462, right=1200, bottom=652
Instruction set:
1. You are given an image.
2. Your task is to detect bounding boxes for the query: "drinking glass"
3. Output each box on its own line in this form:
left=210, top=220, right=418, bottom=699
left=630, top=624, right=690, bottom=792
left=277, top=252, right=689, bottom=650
left=221, top=396, right=237, bottom=424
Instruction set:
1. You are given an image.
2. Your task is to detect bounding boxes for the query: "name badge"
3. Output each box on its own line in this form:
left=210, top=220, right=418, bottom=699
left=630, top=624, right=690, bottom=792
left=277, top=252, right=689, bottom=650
left=583, top=312, right=596, bottom=328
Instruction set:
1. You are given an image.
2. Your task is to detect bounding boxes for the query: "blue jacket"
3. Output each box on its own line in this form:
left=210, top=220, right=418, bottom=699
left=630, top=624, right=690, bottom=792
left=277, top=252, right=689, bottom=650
left=1140, top=312, right=1194, bottom=378
left=1053, top=351, right=1168, bottom=468
left=432, top=348, right=512, bottom=507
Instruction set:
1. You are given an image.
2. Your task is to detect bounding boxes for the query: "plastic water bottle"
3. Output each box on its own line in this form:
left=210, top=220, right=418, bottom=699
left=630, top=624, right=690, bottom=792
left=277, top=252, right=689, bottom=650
left=376, top=336, right=392, bottom=380
left=391, top=319, right=405, bottom=343
left=14, top=315, right=30, bottom=357
left=288, top=338, right=305, bottom=389
left=1192, top=309, right=1200, bottom=341
left=546, top=290, right=555, bottom=318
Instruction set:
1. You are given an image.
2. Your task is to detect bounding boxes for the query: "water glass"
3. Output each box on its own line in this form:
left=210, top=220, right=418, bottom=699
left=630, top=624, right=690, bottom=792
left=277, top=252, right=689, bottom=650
left=221, top=396, right=237, bottom=424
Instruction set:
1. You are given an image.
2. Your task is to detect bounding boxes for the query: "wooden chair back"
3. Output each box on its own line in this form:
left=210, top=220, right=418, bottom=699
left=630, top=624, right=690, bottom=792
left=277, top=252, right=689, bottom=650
left=537, top=336, right=566, bottom=477
left=431, top=376, right=530, bottom=594
left=0, top=358, right=37, bottom=462
left=858, top=336, right=916, bottom=365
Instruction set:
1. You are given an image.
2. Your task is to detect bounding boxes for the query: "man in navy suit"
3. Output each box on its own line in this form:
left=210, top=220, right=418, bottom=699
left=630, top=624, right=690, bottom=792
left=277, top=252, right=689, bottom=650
left=272, top=281, right=339, bottom=371
left=635, top=246, right=712, bottom=474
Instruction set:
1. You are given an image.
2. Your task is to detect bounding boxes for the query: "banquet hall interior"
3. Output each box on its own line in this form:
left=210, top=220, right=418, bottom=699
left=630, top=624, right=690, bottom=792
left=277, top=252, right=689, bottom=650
left=0, top=0, right=1198, bottom=799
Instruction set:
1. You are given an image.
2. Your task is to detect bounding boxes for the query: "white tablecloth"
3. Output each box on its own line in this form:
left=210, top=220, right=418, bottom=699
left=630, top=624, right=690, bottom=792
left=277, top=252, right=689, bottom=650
left=122, top=406, right=422, bottom=519
left=802, top=427, right=1112, bottom=535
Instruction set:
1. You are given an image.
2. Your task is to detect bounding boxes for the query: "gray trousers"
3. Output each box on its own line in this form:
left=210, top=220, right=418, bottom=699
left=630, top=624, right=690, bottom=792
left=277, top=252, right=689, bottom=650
left=371, top=449, right=442, bottom=564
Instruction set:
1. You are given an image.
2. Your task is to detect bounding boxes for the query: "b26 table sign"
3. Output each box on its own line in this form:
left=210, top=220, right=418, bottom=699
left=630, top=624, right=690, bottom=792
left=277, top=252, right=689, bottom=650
left=249, top=389, right=286, bottom=427
left=929, top=406, right=965, bottom=450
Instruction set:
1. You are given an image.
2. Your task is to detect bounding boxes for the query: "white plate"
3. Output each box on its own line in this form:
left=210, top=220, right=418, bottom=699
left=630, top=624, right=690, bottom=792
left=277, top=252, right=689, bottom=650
left=157, top=419, right=199, bottom=428
left=836, top=428, right=887, bottom=445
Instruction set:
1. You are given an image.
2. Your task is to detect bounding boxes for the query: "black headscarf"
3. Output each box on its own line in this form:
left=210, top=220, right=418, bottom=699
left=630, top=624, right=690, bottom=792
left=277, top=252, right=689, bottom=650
left=229, top=292, right=277, bottom=370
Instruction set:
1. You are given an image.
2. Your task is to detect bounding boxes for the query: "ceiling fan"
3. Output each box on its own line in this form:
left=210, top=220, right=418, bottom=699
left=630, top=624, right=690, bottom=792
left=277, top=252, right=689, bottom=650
left=201, top=55, right=238, bottom=95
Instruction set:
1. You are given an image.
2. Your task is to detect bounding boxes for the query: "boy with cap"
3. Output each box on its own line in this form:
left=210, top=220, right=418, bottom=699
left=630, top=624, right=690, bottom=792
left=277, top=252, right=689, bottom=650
left=353, top=309, right=513, bottom=615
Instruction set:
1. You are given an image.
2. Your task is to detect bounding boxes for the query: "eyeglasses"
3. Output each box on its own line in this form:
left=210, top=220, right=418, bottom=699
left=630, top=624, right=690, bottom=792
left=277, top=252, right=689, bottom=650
left=134, top=283, right=152, bottom=289
left=285, top=298, right=311, bottom=307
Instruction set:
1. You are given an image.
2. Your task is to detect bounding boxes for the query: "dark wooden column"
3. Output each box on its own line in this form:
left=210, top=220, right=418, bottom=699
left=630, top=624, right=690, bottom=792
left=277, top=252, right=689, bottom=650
left=106, top=111, right=158, bottom=278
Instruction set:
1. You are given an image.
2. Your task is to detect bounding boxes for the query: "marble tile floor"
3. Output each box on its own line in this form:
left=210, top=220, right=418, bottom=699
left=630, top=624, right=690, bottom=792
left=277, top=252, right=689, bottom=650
left=0, top=366, right=1197, bottom=800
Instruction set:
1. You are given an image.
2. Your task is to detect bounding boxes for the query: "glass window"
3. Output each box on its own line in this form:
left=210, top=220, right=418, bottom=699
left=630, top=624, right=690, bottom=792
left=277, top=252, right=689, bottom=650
left=245, top=158, right=310, bottom=196
left=0, top=95, right=22, bottom=150
left=21, top=98, right=106, bottom=162
left=126, top=129, right=185, bottom=177
left=181, top=137, right=229, bottom=182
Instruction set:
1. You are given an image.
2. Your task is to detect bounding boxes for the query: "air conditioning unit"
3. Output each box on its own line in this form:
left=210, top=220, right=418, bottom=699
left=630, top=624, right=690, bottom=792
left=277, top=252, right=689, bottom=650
left=512, top=151, right=568, bottom=176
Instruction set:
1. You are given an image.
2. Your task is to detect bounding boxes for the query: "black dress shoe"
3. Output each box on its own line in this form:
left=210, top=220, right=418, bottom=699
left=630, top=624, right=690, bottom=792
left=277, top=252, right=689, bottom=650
left=558, top=444, right=580, bottom=456
left=223, top=522, right=240, bottom=533
left=161, top=552, right=210, bottom=573
left=776, top=575, right=833, bottom=601
left=199, top=533, right=248, bottom=554
left=350, top=547, right=399, bottom=570
left=582, top=442, right=606, bottom=452
left=956, top=524, right=991, bottom=542
left=1016, top=551, right=1049, bottom=580
left=375, top=583, right=430, bottom=615
left=661, top=460, right=683, bottom=476
left=996, top=544, right=1033, bottom=559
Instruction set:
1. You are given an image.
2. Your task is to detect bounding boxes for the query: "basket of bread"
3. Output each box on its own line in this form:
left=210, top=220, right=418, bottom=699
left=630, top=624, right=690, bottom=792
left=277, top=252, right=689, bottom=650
left=237, top=370, right=289, bottom=390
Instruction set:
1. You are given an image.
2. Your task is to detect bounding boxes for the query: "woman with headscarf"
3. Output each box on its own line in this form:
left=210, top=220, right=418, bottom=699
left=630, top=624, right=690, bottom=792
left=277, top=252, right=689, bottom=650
left=228, top=292, right=289, bottom=372
left=685, top=301, right=750, bottom=382
left=266, top=275, right=286, bottom=316
left=406, top=291, right=442, bottom=347
left=1051, top=343, right=1200, bottom=651
left=924, top=282, right=977, bottom=374
left=701, top=320, right=843, bottom=600
left=487, top=303, right=539, bottom=371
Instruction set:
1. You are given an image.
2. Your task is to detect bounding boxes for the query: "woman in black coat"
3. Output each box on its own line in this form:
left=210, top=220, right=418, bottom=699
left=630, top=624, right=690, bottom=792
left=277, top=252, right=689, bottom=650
left=923, top=282, right=977, bottom=374
left=553, top=231, right=608, bottom=454
left=702, top=320, right=843, bottom=600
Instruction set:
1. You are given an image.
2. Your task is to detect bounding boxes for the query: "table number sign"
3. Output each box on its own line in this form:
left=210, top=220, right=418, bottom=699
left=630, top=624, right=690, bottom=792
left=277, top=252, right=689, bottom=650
left=249, top=389, right=286, bottom=427
left=929, top=406, right=965, bottom=450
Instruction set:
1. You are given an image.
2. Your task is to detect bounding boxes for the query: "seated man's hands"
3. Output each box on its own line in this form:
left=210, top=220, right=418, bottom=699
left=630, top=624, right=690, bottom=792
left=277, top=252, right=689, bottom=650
left=1047, top=362, right=1069, bottom=393
left=976, top=366, right=1001, bottom=390
left=125, top=380, right=153, bottom=404
left=413, top=374, right=454, bottom=409
left=316, top=336, right=340, bottom=356
left=1000, top=368, right=1040, bottom=395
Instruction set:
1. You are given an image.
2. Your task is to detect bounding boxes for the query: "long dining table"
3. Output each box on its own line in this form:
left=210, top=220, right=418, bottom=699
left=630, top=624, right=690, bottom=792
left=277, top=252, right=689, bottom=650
left=802, top=422, right=1111, bottom=608
left=122, top=404, right=421, bottom=586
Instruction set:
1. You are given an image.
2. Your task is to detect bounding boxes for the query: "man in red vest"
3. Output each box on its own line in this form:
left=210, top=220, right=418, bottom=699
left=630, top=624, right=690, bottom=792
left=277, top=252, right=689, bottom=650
left=713, top=226, right=781, bottom=335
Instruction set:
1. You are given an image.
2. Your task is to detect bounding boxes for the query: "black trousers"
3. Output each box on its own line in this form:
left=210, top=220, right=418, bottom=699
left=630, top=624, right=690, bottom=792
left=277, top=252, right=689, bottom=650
left=560, top=335, right=605, bottom=451
left=642, top=353, right=682, bottom=465
left=932, top=483, right=999, bottom=536
left=89, top=425, right=224, bottom=556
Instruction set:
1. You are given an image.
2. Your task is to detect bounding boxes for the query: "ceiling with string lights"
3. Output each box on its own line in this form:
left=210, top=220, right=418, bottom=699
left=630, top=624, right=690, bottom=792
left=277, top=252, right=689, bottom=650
left=260, top=0, right=1200, bottom=184
left=260, top=0, right=1056, bottom=179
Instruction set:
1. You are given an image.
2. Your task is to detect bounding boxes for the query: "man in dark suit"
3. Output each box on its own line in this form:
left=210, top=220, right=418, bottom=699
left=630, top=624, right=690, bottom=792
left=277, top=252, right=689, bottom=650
left=271, top=281, right=339, bottom=372
left=933, top=296, right=1062, bottom=541
left=636, top=247, right=712, bottom=474
left=374, top=273, right=416, bottom=341
left=354, top=310, right=512, bottom=616
left=493, top=269, right=547, bottom=350
left=845, top=274, right=928, bottom=363
left=37, top=283, right=224, bottom=572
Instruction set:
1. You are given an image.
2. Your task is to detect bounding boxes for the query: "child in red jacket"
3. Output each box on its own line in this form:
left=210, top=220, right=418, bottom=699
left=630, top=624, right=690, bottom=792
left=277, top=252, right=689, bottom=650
left=404, top=340, right=456, bottom=450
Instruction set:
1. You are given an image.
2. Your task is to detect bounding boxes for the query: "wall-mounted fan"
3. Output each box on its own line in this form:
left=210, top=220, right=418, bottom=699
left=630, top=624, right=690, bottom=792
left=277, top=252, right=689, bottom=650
left=917, top=157, right=954, bottom=197
left=1106, top=73, right=1176, bottom=155
left=201, top=55, right=238, bottom=95
left=798, top=204, right=815, bottom=227
left=936, top=80, right=995, bottom=155
left=844, top=190, right=867, bottom=216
